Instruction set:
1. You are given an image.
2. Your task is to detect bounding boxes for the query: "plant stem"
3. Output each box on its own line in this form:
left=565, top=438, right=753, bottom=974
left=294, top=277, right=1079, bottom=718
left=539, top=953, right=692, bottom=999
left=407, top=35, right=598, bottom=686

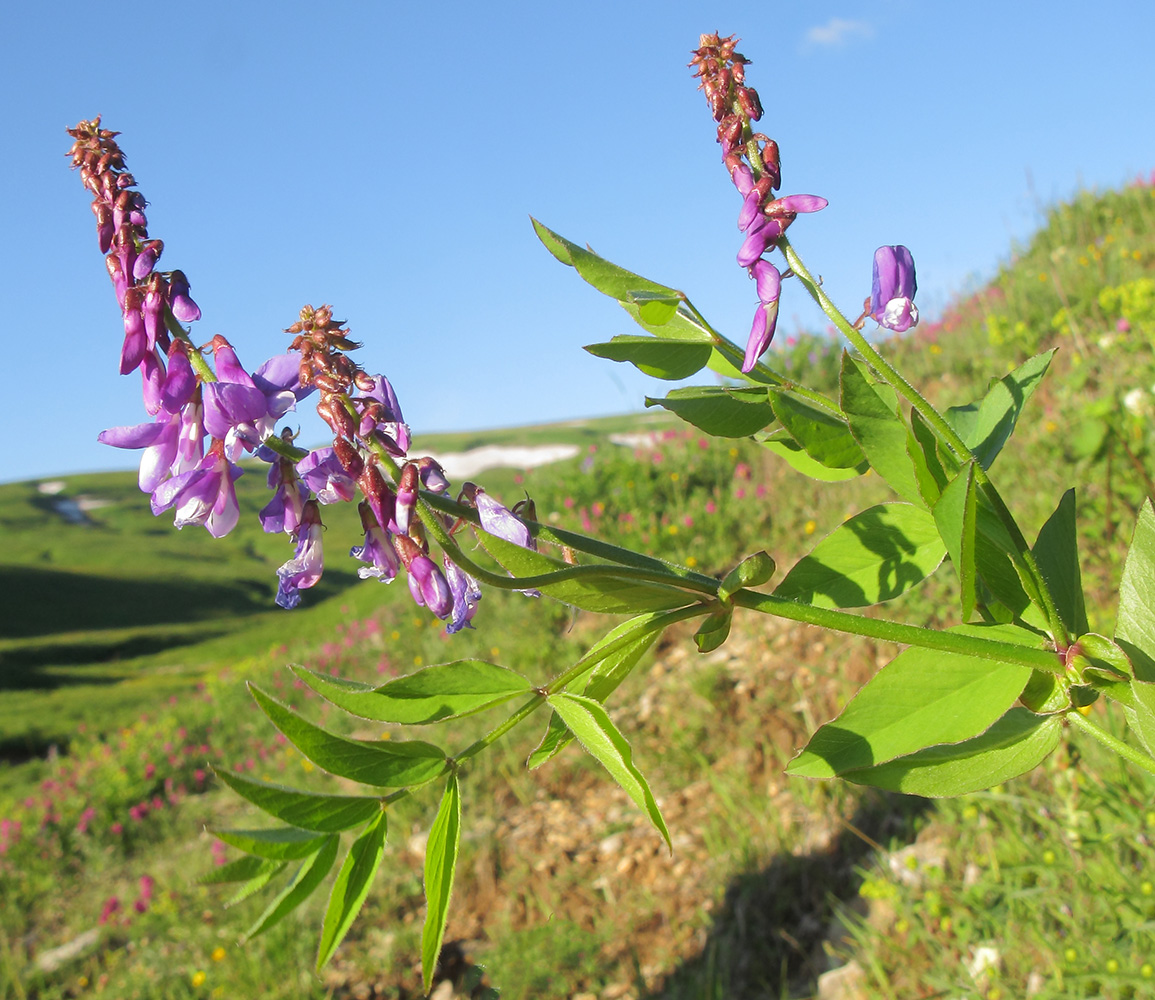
left=779, top=236, right=1070, bottom=646
left=1067, top=708, right=1155, bottom=777
left=730, top=589, right=1064, bottom=672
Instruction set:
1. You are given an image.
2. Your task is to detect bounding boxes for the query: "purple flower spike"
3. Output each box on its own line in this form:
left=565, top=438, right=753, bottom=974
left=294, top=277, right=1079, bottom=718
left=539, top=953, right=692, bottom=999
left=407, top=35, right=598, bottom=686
left=275, top=501, right=325, bottom=609
left=870, top=245, right=919, bottom=333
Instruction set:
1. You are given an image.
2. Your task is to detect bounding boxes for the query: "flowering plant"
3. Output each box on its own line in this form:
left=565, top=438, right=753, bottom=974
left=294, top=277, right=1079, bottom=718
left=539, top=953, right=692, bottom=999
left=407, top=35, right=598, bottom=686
left=66, top=32, right=1155, bottom=991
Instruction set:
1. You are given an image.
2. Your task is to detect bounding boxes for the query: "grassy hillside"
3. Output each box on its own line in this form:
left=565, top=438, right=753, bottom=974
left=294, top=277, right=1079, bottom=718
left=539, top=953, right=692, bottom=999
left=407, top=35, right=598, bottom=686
left=2, top=178, right=1154, bottom=999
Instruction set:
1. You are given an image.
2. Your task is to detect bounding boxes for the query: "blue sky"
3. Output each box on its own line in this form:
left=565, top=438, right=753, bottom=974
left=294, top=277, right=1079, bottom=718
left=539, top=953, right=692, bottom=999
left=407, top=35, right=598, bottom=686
left=6, top=0, right=1155, bottom=483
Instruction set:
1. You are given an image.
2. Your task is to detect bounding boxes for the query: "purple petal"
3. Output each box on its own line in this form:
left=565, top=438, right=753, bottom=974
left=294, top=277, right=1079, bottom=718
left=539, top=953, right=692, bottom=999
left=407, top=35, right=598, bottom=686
left=750, top=260, right=781, bottom=305
left=202, top=382, right=268, bottom=440
left=742, top=300, right=779, bottom=373
left=770, top=194, right=828, bottom=215
left=476, top=493, right=534, bottom=549
left=161, top=350, right=196, bottom=413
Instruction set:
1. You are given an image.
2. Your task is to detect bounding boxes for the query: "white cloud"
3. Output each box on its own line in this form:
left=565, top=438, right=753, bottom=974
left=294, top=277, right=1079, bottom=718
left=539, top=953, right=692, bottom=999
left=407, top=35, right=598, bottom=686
left=804, top=17, right=874, bottom=48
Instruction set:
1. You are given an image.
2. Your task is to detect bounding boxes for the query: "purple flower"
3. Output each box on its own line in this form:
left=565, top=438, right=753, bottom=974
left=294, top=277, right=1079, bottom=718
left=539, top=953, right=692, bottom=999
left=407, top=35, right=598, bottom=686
left=394, top=463, right=419, bottom=534
left=168, top=270, right=201, bottom=324
left=298, top=448, right=357, bottom=504
left=356, top=375, right=410, bottom=455
left=870, top=245, right=919, bottom=332
left=742, top=260, right=781, bottom=373
left=150, top=450, right=242, bottom=537
left=99, top=399, right=204, bottom=493
left=350, top=502, right=400, bottom=582
left=275, top=500, right=324, bottom=609
left=443, top=557, right=481, bottom=633
left=203, top=342, right=312, bottom=457
left=406, top=555, right=453, bottom=619
left=417, top=457, right=450, bottom=494
left=258, top=452, right=308, bottom=535
left=475, top=489, right=535, bottom=550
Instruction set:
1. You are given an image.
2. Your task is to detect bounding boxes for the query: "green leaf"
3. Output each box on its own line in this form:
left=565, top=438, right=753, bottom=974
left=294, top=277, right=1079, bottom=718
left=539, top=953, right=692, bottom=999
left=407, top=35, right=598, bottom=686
left=477, top=532, right=694, bottom=613
left=693, top=608, right=732, bottom=653
left=317, top=812, right=388, bottom=969
left=972, top=495, right=1043, bottom=625
left=532, top=221, right=720, bottom=361
left=199, top=855, right=281, bottom=886
left=1033, top=489, right=1089, bottom=636
left=772, top=503, right=946, bottom=609
left=760, top=431, right=868, bottom=481
left=625, top=290, right=682, bottom=327
left=421, top=775, right=462, bottom=994
left=907, top=409, right=959, bottom=506
left=244, top=835, right=339, bottom=941
left=840, top=352, right=923, bottom=505
left=211, top=826, right=331, bottom=861
left=225, top=862, right=287, bottom=907
left=844, top=708, right=1062, bottom=796
left=547, top=692, right=670, bottom=848
left=944, top=350, right=1054, bottom=469
left=531, top=219, right=681, bottom=304
left=1125, top=681, right=1155, bottom=757
left=645, top=385, right=776, bottom=437
left=786, top=625, right=1038, bottom=778
left=249, top=685, right=447, bottom=788
left=585, top=335, right=712, bottom=380
left=933, top=462, right=978, bottom=621
left=215, top=769, right=383, bottom=832
left=294, top=661, right=533, bottom=725
left=769, top=390, right=866, bottom=469
left=528, top=613, right=669, bottom=769
left=1115, top=500, right=1155, bottom=682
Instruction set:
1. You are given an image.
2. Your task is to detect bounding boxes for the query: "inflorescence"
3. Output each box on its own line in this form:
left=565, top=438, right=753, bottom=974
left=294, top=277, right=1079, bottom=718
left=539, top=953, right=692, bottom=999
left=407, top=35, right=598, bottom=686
left=690, top=34, right=917, bottom=367
left=67, top=117, right=535, bottom=628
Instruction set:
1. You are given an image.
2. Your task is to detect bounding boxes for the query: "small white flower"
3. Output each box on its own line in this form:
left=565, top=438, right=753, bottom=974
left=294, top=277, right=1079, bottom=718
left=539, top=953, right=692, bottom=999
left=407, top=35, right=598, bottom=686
left=967, top=944, right=1001, bottom=981
left=1123, top=388, right=1150, bottom=417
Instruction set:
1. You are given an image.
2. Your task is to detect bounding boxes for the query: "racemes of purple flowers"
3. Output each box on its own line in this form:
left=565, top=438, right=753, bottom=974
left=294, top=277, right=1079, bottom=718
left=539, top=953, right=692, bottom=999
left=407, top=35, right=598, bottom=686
left=691, top=34, right=827, bottom=373
left=68, top=117, right=534, bottom=629
left=691, top=37, right=919, bottom=365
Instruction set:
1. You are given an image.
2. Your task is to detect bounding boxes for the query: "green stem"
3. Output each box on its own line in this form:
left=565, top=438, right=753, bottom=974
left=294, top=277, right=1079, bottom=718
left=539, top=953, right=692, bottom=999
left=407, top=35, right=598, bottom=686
left=419, top=489, right=719, bottom=591
left=730, top=589, right=1064, bottom=672
left=779, top=236, right=1070, bottom=647
left=454, top=605, right=706, bottom=766
left=1067, top=709, right=1155, bottom=777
